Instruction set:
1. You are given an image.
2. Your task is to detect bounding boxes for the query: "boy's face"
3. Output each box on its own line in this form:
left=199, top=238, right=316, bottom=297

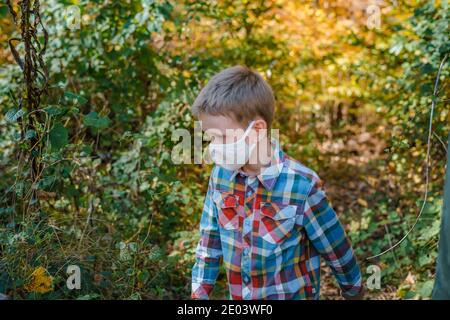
left=199, top=114, right=248, bottom=145
left=199, top=113, right=267, bottom=145
left=199, top=113, right=271, bottom=169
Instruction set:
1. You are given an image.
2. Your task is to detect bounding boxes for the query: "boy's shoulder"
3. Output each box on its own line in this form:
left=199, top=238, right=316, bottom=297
left=279, top=153, right=324, bottom=191
left=282, top=153, right=321, bottom=185
left=209, top=150, right=323, bottom=194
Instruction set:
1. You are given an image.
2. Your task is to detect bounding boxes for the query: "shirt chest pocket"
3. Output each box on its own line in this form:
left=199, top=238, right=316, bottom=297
left=213, top=191, right=240, bottom=230
left=259, top=202, right=297, bottom=244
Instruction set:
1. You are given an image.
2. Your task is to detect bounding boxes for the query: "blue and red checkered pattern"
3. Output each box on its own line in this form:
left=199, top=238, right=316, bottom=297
left=191, top=141, right=362, bottom=300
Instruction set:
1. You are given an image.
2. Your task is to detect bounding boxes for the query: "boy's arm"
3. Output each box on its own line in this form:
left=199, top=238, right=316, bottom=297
left=191, top=177, right=223, bottom=300
left=303, top=178, right=363, bottom=299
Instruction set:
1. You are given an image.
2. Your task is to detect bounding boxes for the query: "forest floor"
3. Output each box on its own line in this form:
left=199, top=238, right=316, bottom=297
left=317, top=123, right=398, bottom=300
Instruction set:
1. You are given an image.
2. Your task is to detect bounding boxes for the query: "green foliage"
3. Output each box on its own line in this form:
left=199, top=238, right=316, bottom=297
left=49, top=123, right=69, bottom=151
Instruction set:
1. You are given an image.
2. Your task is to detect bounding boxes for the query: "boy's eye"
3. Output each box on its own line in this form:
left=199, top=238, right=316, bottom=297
left=204, top=133, right=215, bottom=142
left=212, top=136, right=226, bottom=144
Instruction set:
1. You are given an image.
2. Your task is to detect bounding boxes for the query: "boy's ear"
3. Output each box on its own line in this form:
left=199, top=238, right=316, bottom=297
left=249, top=119, right=268, bottom=144
left=253, top=119, right=267, bottom=131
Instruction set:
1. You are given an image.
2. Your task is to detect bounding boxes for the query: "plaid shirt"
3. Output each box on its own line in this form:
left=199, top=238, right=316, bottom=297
left=191, top=140, right=362, bottom=300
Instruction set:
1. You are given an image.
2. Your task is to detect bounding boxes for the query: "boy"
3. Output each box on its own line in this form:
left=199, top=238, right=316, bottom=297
left=190, top=65, right=363, bottom=300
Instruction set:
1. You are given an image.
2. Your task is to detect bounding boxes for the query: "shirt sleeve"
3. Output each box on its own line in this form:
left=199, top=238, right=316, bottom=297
left=191, top=173, right=223, bottom=299
left=303, top=178, right=363, bottom=298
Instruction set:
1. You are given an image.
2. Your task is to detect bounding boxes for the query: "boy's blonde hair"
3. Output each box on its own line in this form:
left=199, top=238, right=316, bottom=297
left=191, top=65, right=275, bottom=128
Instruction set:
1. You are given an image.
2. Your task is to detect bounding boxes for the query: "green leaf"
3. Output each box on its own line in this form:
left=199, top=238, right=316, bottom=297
left=81, top=144, right=93, bottom=156
left=402, top=290, right=417, bottom=300
left=76, top=294, right=101, bottom=300
left=418, top=254, right=433, bottom=267
left=5, top=108, right=26, bottom=123
left=0, top=207, right=14, bottom=216
left=420, top=83, right=433, bottom=95
left=83, top=112, right=110, bottom=129
left=137, top=270, right=150, bottom=283
left=64, top=91, right=88, bottom=105
left=420, top=63, right=434, bottom=75
left=38, top=175, right=57, bottom=189
left=417, top=280, right=434, bottom=298
left=128, top=242, right=138, bottom=252
left=0, top=5, right=9, bottom=17
left=418, top=220, right=440, bottom=241
left=49, top=123, right=69, bottom=151
left=44, top=105, right=65, bottom=116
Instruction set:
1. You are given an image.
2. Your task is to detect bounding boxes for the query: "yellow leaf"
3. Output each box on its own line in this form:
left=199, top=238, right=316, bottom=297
left=357, top=198, right=368, bottom=207
left=25, top=266, right=53, bottom=294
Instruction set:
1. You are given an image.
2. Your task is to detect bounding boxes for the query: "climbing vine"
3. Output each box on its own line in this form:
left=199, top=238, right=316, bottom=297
left=6, top=0, right=49, bottom=215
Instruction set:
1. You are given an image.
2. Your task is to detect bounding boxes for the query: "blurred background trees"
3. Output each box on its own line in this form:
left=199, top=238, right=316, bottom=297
left=0, top=0, right=448, bottom=299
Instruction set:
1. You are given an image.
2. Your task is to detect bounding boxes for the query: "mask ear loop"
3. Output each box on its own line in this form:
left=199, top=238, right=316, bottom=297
left=250, top=121, right=271, bottom=168
left=244, top=120, right=256, bottom=135
left=208, top=121, right=256, bottom=147
left=244, top=121, right=260, bottom=166
left=242, top=121, right=256, bottom=145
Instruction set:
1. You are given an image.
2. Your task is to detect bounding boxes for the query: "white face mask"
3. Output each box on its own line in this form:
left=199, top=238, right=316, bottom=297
left=208, top=121, right=256, bottom=171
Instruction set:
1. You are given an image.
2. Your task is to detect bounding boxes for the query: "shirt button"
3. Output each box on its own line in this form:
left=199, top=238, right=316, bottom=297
left=243, top=248, right=249, bottom=255
left=243, top=275, right=250, bottom=284
left=246, top=191, right=252, bottom=197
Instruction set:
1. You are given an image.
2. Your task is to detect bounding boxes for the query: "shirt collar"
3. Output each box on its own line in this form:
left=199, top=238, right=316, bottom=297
left=230, top=138, right=285, bottom=191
